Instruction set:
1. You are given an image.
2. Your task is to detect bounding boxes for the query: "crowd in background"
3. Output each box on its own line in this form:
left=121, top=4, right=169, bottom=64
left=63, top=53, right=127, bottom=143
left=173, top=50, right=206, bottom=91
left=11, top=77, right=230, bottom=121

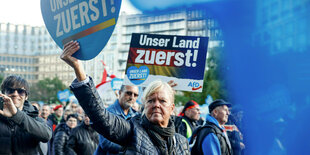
left=0, top=46, right=245, bottom=154
left=29, top=94, right=244, bottom=155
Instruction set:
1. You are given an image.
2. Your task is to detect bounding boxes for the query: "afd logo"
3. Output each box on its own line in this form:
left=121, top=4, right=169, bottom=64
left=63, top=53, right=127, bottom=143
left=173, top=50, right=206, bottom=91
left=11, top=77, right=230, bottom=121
left=188, top=81, right=202, bottom=91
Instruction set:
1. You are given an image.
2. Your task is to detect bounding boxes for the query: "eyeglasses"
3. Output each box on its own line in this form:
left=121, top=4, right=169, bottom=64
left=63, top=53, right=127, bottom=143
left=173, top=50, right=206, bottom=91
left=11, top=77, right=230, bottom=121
left=125, top=91, right=139, bottom=97
left=5, top=88, right=27, bottom=96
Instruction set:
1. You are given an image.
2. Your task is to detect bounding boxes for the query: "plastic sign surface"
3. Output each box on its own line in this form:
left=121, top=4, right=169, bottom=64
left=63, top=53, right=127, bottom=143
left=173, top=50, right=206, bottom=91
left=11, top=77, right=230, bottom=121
left=41, top=0, right=121, bottom=60
left=57, top=89, right=70, bottom=102
left=124, top=33, right=209, bottom=92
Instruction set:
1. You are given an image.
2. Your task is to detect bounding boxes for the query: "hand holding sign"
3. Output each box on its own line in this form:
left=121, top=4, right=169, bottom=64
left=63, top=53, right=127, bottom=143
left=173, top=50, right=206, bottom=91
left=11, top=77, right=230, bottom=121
left=41, top=0, right=121, bottom=60
left=60, top=41, right=87, bottom=81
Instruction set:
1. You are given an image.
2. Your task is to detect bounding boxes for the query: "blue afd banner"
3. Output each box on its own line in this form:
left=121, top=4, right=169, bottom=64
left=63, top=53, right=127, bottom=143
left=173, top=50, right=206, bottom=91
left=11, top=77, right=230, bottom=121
left=41, top=0, right=121, bottom=60
left=111, top=78, right=123, bottom=91
left=57, top=89, right=70, bottom=102
left=124, top=33, right=208, bottom=92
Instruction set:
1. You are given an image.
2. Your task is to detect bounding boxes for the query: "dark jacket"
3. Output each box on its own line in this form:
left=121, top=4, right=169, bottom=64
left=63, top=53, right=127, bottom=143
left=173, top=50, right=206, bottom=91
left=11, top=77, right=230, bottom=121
left=94, top=99, right=139, bottom=155
left=190, top=115, right=232, bottom=155
left=66, top=122, right=99, bottom=155
left=48, top=114, right=62, bottom=131
left=0, top=100, right=52, bottom=155
left=177, top=116, right=199, bottom=138
left=70, top=77, right=190, bottom=155
left=53, top=123, right=72, bottom=155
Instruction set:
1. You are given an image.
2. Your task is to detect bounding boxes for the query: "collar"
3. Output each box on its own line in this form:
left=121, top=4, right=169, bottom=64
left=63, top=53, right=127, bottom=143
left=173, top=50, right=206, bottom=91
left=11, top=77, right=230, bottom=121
left=108, top=100, right=137, bottom=120
left=206, top=114, right=225, bottom=130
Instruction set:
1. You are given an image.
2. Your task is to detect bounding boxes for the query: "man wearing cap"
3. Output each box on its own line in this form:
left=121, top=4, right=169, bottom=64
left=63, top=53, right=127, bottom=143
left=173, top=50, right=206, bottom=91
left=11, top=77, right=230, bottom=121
left=190, top=99, right=232, bottom=155
left=48, top=105, right=64, bottom=131
left=177, top=100, right=201, bottom=139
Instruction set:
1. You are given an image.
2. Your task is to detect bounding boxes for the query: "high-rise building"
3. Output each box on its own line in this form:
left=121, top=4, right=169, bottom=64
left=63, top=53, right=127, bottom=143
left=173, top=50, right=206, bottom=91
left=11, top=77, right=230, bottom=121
left=0, top=7, right=222, bottom=86
left=0, top=23, right=74, bottom=85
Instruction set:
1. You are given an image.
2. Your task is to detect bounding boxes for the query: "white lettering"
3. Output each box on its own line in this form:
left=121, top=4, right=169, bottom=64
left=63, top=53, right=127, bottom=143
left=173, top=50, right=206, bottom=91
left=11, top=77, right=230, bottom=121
left=193, top=38, right=200, bottom=49
left=172, top=36, right=178, bottom=48
left=79, top=2, right=90, bottom=26
left=50, top=0, right=56, bottom=12
left=52, top=0, right=100, bottom=37
left=135, top=50, right=145, bottom=63
left=139, top=34, right=146, bottom=45
left=63, top=0, right=69, bottom=6
left=54, top=14, right=63, bottom=37
left=174, top=52, right=184, bottom=66
left=172, top=37, right=200, bottom=49
left=101, top=0, right=107, bottom=16
left=155, top=51, right=166, bottom=65
left=166, top=52, right=175, bottom=65
left=132, top=49, right=197, bottom=67
left=90, top=0, right=99, bottom=21
left=61, top=10, right=71, bottom=33
left=70, top=5, right=80, bottom=30
left=139, top=34, right=170, bottom=47
left=185, top=50, right=193, bottom=67
left=56, top=0, right=63, bottom=10
left=144, top=50, right=155, bottom=64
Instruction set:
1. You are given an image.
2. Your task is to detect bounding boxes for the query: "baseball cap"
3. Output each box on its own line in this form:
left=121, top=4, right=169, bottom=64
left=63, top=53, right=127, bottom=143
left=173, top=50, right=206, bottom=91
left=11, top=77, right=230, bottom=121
left=178, top=100, right=199, bottom=116
left=208, top=99, right=231, bottom=113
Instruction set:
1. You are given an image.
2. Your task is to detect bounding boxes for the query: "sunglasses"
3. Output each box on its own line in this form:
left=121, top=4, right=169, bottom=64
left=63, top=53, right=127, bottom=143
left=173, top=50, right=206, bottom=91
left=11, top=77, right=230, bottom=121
left=125, top=91, right=139, bottom=97
left=5, top=88, right=27, bottom=96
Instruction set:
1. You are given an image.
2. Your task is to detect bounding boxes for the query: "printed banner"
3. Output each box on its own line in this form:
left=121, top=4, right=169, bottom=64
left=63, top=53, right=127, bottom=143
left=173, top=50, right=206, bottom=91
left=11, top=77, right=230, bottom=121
left=123, top=33, right=209, bottom=92
left=96, top=81, right=117, bottom=105
left=41, top=0, right=121, bottom=60
left=111, top=78, right=123, bottom=91
left=57, top=89, right=70, bottom=102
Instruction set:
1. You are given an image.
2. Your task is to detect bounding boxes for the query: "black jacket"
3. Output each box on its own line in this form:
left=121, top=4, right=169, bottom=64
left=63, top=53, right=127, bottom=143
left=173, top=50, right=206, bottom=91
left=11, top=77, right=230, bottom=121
left=66, top=122, right=99, bottom=155
left=177, top=116, right=198, bottom=138
left=0, top=100, right=52, bottom=155
left=53, top=123, right=72, bottom=155
left=190, top=121, right=232, bottom=155
left=70, top=78, right=190, bottom=155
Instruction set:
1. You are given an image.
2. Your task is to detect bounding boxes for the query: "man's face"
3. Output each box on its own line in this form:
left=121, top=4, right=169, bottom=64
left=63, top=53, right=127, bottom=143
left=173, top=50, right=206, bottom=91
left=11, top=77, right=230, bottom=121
left=55, top=108, right=63, bottom=117
left=213, top=105, right=230, bottom=125
left=144, top=89, right=175, bottom=127
left=5, top=87, right=28, bottom=110
left=185, top=107, right=201, bottom=121
left=118, top=86, right=139, bottom=110
left=71, top=103, right=78, bottom=112
left=41, top=105, right=51, bottom=119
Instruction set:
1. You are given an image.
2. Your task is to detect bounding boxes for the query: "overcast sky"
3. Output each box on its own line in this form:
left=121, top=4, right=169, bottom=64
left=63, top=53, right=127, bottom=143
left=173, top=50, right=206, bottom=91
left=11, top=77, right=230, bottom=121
left=0, top=0, right=140, bottom=26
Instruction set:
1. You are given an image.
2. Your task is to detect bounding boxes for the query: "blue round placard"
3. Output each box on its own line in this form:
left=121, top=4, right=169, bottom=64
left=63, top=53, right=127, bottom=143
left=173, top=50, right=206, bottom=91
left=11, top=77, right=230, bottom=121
left=41, top=0, right=121, bottom=60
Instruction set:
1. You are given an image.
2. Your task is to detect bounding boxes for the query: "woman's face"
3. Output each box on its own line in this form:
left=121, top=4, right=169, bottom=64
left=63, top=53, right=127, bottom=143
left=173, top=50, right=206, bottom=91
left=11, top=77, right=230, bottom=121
left=144, top=89, right=175, bottom=127
left=66, top=117, right=78, bottom=129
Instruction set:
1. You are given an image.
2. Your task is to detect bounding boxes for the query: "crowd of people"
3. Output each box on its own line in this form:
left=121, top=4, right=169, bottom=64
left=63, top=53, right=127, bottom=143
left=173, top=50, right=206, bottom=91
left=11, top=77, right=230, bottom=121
left=0, top=40, right=245, bottom=155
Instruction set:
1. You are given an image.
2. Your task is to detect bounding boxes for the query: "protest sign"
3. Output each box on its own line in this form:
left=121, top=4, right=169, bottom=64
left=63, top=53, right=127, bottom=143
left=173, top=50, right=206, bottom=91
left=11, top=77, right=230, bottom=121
left=96, top=81, right=117, bottom=105
left=111, top=78, right=123, bottom=91
left=41, top=0, right=121, bottom=60
left=123, top=33, right=209, bottom=92
left=57, top=89, right=70, bottom=102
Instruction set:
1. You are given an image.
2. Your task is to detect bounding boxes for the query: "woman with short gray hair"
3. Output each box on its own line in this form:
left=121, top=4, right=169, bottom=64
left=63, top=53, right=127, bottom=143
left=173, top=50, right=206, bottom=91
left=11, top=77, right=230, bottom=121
left=61, top=41, right=190, bottom=155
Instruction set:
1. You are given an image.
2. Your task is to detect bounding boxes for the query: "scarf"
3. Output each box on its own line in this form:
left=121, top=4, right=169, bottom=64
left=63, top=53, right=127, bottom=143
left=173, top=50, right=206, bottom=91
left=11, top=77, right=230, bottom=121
left=141, top=115, right=176, bottom=155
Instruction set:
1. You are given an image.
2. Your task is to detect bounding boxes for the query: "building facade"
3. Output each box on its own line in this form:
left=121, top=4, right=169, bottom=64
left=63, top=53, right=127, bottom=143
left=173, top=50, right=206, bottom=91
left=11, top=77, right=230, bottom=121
left=0, top=7, right=222, bottom=86
left=0, top=23, right=74, bottom=85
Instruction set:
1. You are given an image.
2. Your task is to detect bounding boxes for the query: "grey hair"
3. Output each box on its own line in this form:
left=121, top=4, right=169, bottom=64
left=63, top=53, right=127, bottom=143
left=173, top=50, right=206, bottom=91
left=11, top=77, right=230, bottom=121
left=142, top=80, right=175, bottom=105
